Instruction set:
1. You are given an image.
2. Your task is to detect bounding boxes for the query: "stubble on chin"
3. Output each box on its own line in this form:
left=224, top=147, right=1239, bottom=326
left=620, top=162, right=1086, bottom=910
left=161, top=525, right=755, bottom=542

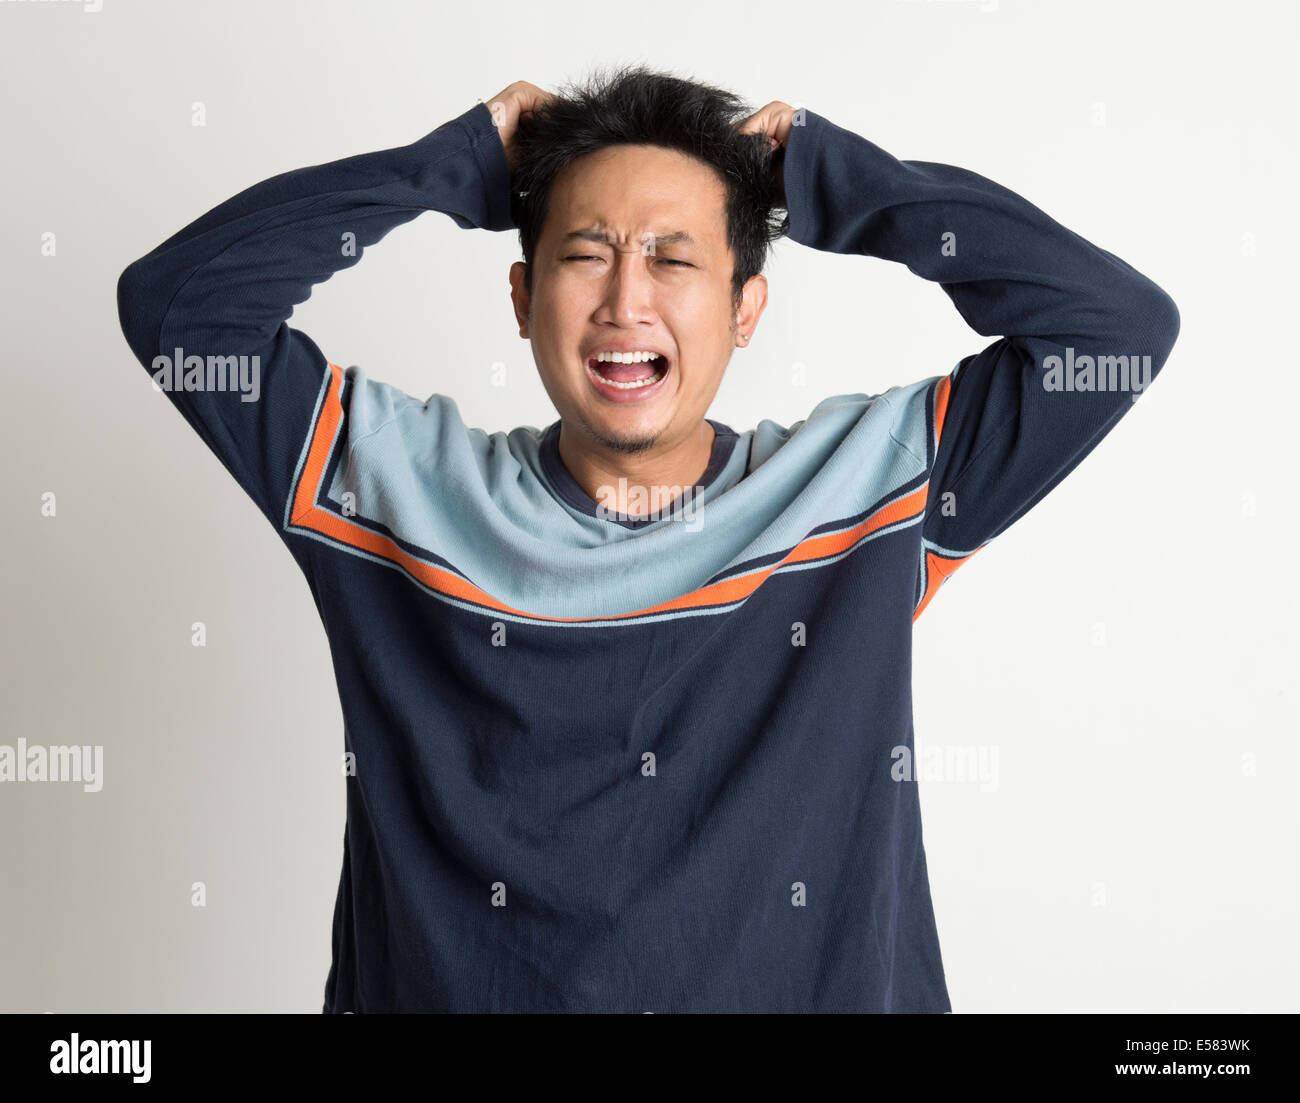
left=578, top=413, right=662, bottom=456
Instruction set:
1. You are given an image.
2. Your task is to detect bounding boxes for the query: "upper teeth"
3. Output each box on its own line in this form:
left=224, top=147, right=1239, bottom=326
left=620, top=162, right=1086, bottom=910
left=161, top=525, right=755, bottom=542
left=594, top=351, right=662, bottom=363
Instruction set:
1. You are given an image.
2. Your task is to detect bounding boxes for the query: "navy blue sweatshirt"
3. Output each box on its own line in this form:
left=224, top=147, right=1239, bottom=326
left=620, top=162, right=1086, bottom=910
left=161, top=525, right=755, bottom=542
left=116, top=99, right=1179, bottom=1012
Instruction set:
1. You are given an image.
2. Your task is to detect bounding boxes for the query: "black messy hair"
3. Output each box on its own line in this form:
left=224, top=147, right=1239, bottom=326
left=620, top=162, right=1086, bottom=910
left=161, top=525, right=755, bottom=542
left=509, top=64, right=789, bottom=315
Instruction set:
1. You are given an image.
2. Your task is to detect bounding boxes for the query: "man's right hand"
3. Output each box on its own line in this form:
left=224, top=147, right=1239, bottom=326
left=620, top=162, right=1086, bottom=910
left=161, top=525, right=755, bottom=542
left=485, top=81, right=554, bottom=174
left=736, top=100, right=800, bottom=208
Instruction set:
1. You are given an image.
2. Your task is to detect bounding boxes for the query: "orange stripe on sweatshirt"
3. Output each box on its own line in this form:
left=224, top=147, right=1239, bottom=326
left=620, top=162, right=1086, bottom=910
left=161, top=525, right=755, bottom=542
left=932, top=373, right=952, bottom=448
left=912, top=546, right=979, bottom=622
left=287, top=364, right=928, bottom=623
left=910, top=370, right=976, bottom=621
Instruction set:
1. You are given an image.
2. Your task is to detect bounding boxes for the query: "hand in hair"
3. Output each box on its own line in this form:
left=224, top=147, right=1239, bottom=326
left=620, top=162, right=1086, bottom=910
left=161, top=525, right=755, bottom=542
left=736, top=100, right=799, bottom=207
left=485, top=81, right=555, bottom=175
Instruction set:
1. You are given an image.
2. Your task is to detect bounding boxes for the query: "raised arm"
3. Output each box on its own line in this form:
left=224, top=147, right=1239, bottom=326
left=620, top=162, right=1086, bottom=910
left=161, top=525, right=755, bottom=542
left=777, top=107, right=1180, bottom=616
left=115, top=98, right=513, bottom=534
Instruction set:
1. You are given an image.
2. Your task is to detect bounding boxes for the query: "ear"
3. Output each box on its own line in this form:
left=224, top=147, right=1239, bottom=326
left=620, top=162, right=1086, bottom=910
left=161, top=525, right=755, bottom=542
left=508, top=261, right=532, bottom=337
left=734, top=273, right=769, bottom=348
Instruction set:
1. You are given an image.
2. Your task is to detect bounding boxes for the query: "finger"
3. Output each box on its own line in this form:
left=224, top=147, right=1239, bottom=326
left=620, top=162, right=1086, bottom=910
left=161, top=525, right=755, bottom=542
left=746, top=102, right=786, bottom=130
left=736, top=105, right=767, bottom=134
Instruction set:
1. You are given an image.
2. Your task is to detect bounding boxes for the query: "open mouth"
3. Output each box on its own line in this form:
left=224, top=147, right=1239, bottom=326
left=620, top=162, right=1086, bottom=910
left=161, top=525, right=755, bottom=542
left=585, top=352, right=671, bottom=398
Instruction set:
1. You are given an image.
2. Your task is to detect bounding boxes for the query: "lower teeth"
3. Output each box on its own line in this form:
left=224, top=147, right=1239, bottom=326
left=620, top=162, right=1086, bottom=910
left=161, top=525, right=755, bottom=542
left=593, top=364, right=664, bottom=389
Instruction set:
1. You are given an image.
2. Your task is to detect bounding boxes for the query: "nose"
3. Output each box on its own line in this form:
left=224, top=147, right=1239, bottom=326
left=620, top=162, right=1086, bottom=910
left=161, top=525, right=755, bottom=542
left=596, top=248, right=659, bottom=326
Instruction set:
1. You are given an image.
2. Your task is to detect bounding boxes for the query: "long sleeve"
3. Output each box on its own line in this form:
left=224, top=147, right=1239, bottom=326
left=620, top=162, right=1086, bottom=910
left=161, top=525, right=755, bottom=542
left=115, top=99, right=513, bottom=535
left=781, top=109, right=1180, bottom=615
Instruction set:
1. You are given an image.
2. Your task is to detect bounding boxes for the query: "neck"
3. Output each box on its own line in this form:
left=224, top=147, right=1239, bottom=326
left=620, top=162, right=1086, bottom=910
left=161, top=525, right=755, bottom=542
left=557, top=419, right=716, bottom=518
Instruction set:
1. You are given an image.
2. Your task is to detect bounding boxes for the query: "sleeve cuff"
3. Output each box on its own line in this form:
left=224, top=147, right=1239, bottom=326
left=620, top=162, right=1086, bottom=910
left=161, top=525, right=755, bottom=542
left=457, top=100, right=515, bottom=233
left=783, top=108, right=826, bottom=247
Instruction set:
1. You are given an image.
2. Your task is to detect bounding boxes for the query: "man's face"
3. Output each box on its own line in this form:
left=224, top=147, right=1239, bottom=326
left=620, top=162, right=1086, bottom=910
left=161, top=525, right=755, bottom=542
left=510, top=144, right=765, bottom=455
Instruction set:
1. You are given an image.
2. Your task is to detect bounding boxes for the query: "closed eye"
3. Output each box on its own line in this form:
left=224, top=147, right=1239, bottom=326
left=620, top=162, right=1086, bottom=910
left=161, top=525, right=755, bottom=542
left=563, top=256, right=694, bottom=268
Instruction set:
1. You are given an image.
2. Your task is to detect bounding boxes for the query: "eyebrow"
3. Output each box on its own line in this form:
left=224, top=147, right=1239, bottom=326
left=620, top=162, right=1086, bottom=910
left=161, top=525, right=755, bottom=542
left=563, top=228, right=698, bottom=248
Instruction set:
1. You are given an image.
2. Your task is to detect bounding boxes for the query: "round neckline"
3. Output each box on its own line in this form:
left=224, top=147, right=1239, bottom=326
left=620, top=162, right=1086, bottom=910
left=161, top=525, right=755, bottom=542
left=539, top=419, right=739, bottom=529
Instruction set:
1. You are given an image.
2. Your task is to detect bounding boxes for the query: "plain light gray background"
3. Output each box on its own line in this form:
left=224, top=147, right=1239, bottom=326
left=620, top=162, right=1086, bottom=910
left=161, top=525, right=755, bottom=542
left=2, top=0, right=1295, bottom=1012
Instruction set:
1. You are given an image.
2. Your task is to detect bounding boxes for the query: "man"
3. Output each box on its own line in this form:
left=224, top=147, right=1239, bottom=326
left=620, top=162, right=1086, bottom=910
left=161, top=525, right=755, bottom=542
left=116, top=66, right=1179, bottom=1012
